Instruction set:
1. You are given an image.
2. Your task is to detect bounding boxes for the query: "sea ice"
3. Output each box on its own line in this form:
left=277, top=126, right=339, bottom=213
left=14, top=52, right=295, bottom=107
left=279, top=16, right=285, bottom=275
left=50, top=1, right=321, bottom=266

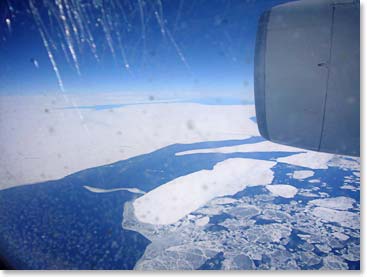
left=209, top=197, right=237, bottom=205
left=123, top=184, right=360, bottom=270
left=265, top=184, right=298, bottom=198
left=195, top=216, right=210, bottom=227
left=175, top=140, right=301, bottom=156
left=332, top=232, right=349, bottom=241
left=83, top=185, right=145, bottom=194
left=353, top=172, right=360, bottom=177
left=308, top=197, right=355, bottom=211
left=328, top=156, right=360, bottom=171
left=341, top=185, right=358, bottom=191
left=311, top=207, right=359, bottom=228
left=277, top=152, right=334, bottom=169
left=133, top=158, right=275, bottom=225
left=322, top=255, right=348, bottom=270
left=292, top=170, right=314, bottom=180
left=0, top=94, right=257, bottom=189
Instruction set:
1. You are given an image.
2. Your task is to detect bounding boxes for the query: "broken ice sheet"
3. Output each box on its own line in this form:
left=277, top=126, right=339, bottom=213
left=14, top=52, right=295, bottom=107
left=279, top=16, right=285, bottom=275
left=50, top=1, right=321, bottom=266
left=123, top=172, right=360, bottom=270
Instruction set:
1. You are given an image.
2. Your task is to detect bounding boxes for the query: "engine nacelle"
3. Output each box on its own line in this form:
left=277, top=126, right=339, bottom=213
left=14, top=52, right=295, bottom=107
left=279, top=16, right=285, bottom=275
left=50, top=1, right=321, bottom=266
left=254, top=0, right=359, bottom=156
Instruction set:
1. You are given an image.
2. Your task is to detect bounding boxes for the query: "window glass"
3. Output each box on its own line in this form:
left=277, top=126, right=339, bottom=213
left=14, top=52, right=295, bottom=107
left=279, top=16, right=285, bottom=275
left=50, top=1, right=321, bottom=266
left=0, top=0, right=360, bottom=270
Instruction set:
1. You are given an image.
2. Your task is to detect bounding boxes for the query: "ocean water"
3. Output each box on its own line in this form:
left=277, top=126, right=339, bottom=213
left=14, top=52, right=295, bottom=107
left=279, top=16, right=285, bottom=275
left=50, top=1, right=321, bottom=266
left=0, top=134, right=360, bottom=269
left=60, top=97, right=250, bottom=111
left=0, top=135, right=297, bottom=269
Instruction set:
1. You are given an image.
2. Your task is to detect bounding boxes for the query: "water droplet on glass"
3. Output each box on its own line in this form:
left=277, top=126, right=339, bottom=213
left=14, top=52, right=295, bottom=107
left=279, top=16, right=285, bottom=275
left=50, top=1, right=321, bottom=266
left=31, top=58, right=39, bottom=69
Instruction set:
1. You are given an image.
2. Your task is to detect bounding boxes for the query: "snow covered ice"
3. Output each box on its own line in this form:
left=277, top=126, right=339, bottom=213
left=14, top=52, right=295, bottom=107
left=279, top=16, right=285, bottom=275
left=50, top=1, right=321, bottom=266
left=0, top=95, right=360, bottom=270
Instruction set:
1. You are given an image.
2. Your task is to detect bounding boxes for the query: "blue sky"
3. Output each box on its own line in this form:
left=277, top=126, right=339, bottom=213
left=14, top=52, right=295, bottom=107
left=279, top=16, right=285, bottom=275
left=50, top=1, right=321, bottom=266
left=0, top=0, right=292, bottom=98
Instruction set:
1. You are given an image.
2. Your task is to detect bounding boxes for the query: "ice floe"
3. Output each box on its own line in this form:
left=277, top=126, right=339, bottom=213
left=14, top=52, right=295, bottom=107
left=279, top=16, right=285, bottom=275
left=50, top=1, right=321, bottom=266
left=332, top=232, right=349, bottom=241
left=209, top=197, right=237, bottom=205
left=259, top=209, right=291, bottom=222
left=341, top=185, right=358, bottom=191
left=222, top=254, right=255, bottom=270
left=83, top=185, right=145, bottom=194
left=175, top=141, right=345, bottom=172
left=311, top=207, right=359, bottom=228
left=342, top=243, right=360, bottom=261
left=328, top=156, right=360, bottom=171
left=277, top=152, right=334, bottom=170
left=353, top=172, right=360, bottom=177
left=195, top=216, right=210, bottom=227
left=175, top=140, right=301, bottom=156
left=265, top=184, right=298, bottom=198
left=297, top=189, right=318, bottom=198
left=227, top=205, right=261, bottom=219
left=133, top=158, right=276, bottom=225
left=308, top=197, right=355, bottom=211
left=292, top=170, right=314, bottom=180
left=321, top=255, right=348, bottom=270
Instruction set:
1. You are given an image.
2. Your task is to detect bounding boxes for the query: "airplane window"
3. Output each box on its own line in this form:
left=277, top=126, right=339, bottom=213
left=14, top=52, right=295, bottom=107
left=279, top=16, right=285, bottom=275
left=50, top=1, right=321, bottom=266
left=0, top=0, right=360, bottom=270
